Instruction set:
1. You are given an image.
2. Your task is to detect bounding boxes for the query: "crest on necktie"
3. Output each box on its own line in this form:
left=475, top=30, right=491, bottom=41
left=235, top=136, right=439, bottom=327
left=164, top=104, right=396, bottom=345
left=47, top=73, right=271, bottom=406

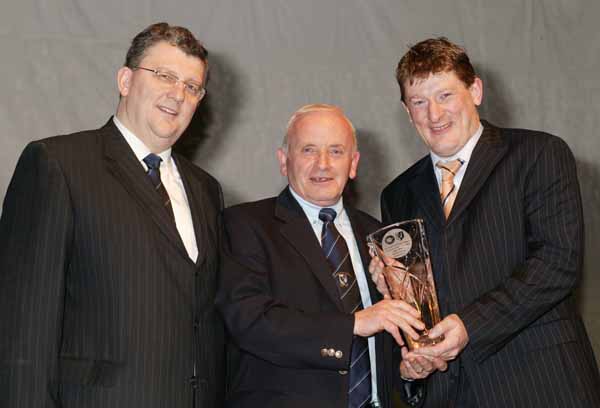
left=336, top=271, right=352, bottom=288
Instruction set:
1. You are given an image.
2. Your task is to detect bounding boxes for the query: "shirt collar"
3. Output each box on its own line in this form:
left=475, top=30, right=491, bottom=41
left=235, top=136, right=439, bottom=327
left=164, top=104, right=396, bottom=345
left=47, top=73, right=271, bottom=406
left=288, top=186, right=346, bottom=223
left=113, top=116, right=172, bottom=167
left=430, top=122, right=483, bottom=165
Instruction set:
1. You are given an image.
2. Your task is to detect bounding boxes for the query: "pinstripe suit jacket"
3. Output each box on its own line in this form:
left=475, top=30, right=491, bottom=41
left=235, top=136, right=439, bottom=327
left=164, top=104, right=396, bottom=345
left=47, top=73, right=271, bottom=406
left=381, top=121, right=600, bottom=407
left=216, top=188, right=397, bottom=408
left=0, top=119, right=225, bottom=407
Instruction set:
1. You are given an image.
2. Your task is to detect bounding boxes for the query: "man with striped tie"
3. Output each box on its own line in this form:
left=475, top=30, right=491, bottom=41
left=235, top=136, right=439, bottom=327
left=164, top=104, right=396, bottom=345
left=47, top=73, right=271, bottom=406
left=217, top=104, right=439, bottom=407
left=371, top=37, right=600, bottom=407
left=0, top=23, right=224, bottom=407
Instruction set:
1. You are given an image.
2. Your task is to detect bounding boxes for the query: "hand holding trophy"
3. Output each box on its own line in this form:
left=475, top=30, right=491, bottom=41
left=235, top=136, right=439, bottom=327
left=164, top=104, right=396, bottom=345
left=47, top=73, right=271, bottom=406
left=367, top=219, right=443, bottom=350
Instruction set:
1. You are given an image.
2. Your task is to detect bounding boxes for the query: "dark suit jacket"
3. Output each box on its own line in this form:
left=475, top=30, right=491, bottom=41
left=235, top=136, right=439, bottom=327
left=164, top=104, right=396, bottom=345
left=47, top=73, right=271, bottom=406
left=381, top=121, right=600, bottom=407
left=216, top=188, right=397, bottom=408
left=0, top=119, right=225, bottom=407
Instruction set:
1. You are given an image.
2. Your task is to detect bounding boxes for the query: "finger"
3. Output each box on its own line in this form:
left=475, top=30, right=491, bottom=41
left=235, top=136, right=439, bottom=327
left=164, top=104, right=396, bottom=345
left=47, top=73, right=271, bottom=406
left=397, top=322, right=421, bottom=341
left=413, top=355, right=434, bottom=373
left=386, top=324, right=404, bottom=347
left=389, top=306, right=424, bottom=327
left=400, top=360, right=419, bottom=378
left=427, top=320, right=450, bottom=338
left=388, top=300, right=421, bottom=317
left=368, top=246, right=377, bottom=258
left=376, top=281, right=391, bottom=297
left=412, top=343, right=445, bottom=358
left=403, top=360, right=425, bottom=379
left=382, top=254, right=395, bottom=266
left=431, top=357, right=448, bottom=371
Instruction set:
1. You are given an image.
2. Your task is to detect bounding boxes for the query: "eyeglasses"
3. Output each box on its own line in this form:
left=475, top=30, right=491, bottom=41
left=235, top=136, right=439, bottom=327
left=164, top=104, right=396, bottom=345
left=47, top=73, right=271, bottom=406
left=133, top=66, right=206, bottom=99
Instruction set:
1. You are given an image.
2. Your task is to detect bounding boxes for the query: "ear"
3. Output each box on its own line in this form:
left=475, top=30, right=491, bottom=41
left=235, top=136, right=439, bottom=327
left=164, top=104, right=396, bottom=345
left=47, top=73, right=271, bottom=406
left=348, top=151, right=360, bottom=180
left=117, top=67, right=133, bottom=97
left=401, top=101, right=414, bottom=124
left=470, top=77, right=483, bottom=106
left=276, top=148, right=288, bottom=177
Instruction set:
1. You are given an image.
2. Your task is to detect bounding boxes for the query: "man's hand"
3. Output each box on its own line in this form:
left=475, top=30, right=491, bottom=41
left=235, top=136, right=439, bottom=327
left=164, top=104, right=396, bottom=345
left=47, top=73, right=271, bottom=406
left=400, top=346, right=448, bottom=380
left=354, top=299, right=424, bottom=346
left=367, top=253, right=391, bottom=298
left=412, top=314, right=469, bottom=361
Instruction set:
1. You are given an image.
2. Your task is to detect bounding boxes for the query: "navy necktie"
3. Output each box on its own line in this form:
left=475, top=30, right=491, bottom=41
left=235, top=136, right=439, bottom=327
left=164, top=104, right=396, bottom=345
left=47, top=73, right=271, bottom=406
left=319, top=208, right=372, bottom=408
left=143, top=153, right=176, bottom=222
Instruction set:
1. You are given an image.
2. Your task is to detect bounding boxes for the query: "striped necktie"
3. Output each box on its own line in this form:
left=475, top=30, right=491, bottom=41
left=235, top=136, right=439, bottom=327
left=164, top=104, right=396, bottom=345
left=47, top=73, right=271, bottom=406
left=319, top=208, right=372, bottom=408
left=436, top=159, right=464, bottom=219
left=143, top=153, right=176, bottom=222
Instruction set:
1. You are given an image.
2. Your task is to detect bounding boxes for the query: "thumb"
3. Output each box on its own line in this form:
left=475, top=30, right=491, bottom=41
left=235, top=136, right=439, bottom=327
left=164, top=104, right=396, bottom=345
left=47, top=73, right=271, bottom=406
left=427, top=321, right=447, bottom=339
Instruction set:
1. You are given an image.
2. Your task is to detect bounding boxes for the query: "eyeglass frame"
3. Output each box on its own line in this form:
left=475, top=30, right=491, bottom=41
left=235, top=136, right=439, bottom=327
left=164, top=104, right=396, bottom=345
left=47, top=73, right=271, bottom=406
left=132, top=66, right=206, bottom=99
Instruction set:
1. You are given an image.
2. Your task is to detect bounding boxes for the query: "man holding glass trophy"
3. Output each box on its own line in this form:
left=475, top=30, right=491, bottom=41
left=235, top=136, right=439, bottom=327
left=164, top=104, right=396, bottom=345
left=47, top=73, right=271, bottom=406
left=217, top=104, right=443, bottom=408
left=369, top=38, right=600, bottom=407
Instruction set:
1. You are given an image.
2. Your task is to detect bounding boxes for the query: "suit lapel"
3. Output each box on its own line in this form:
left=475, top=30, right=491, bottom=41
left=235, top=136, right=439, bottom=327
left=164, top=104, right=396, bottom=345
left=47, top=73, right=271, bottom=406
left=174, top=155, right=207, bottom=267
left=275, top=188, right=345, bottom=311
left=408, top=158, right=445, bottom=232
left=101, top=119, right=189, bottom=261
left=448, top=121, right=508, bottom=226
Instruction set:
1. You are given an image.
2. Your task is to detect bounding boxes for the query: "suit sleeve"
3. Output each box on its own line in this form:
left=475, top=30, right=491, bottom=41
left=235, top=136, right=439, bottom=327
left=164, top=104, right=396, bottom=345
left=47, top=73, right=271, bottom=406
left=459, top=136, right=584, bottom=363
left=216, top=209, right=354, bottom=370
left=0, top=142, right=73, bottom=407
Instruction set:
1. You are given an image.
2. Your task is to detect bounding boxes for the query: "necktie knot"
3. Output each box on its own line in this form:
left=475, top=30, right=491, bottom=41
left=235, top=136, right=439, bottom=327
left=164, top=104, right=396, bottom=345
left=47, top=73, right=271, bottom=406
left=143, top=153, right=162, bottom=170
left=319, top=208, right=337, bottom=224
left=436, top=159, right=463, bottom=182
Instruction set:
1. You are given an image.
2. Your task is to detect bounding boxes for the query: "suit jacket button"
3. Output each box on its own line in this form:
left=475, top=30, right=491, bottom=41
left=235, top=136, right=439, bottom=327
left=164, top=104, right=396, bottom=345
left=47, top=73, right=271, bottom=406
left=321, top=348, right=328, bottom=357
left=334, top=350, right=343, bottom=359
left=339, top=370, right=348, bottom=375
left=327, top=348, right=335, bottom=357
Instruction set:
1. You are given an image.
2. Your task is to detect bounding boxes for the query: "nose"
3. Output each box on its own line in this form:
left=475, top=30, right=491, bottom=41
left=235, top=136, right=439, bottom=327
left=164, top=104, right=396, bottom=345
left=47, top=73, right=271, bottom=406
left=317, top=151, right=331, bottom=169
left=428, top=101, right=443, bottom=122
left=168, top=81, right=186, bottom=102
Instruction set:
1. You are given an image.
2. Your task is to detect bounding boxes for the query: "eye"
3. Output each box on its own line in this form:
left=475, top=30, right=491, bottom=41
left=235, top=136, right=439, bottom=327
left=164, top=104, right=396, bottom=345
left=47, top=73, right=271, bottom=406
left=410, top=99, right=425, bottom=108
left=156, top=71, right=177, bottom=84
left=440, top=92, right=452, bottom=101
left=330, top=147, right=344, bottom=156
left=302, top=146, right=317, bottom=154
left=184, top=82, right=203, bottom=95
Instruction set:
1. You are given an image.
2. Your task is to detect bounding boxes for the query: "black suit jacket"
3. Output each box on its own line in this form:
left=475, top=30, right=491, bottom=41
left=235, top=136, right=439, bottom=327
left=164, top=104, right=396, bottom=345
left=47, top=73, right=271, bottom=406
left=0, top=119, right=225, bottom=407
left=381, top=121, right=600, bottom=407
left=216, top=188, right=397, bottom=408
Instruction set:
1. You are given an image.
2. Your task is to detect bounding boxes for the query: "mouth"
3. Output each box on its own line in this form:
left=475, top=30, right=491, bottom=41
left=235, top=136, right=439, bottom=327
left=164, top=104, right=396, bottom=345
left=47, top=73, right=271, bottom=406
left=157, top=105, right=179, bottom=116
left=310, top=176, right=334, bottom=183
left=430, top=122, right=451, bottom=134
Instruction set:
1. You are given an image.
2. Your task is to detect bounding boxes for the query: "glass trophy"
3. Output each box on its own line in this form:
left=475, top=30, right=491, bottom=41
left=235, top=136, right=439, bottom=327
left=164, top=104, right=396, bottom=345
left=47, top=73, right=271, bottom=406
left=367, top=219, right=443, bottom=350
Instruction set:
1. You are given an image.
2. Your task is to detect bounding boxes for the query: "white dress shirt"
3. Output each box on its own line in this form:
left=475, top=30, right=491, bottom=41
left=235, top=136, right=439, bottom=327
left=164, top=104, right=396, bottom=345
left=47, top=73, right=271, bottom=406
left=289, top=187, right=380, bottom=406
left=430, top=122, right=484, bottom=194
left=113, top=116, right=198, bottom=262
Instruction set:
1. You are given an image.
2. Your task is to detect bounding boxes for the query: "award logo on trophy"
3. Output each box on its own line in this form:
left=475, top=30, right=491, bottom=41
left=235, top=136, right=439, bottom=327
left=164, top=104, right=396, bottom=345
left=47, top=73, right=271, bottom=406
left=367, top=219, right=443, bottom=350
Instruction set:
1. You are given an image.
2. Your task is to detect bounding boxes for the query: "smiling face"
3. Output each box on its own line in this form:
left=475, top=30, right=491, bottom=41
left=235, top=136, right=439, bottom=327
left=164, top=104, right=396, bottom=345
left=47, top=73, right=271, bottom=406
left=403, top=70, right=482, bottom=157
left=277, top=110, right=360, bottom=207
left=116, top=41, right=206, bottom=153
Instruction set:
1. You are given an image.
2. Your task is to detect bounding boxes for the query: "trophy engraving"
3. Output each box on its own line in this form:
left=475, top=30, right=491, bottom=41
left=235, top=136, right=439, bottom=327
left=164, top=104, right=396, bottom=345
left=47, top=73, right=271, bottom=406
left=367, top=219, right=443, bottom=350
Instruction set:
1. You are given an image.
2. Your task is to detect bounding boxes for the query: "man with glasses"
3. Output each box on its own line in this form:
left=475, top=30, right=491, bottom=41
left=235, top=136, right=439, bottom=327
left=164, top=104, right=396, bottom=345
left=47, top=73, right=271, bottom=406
left=0, top=22, right=224, bottom=407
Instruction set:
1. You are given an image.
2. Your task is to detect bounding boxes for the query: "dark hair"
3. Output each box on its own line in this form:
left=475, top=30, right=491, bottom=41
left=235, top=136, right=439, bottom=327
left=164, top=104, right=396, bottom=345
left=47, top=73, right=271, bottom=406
left=125, top=22, right=208, bottom=70
left=396, top=37, right=476, bottom=102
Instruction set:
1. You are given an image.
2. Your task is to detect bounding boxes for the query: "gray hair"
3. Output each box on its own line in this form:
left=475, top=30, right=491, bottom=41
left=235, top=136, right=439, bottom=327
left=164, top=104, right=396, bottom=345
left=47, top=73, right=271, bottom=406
left=282, top=104, right=357, bottom=151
